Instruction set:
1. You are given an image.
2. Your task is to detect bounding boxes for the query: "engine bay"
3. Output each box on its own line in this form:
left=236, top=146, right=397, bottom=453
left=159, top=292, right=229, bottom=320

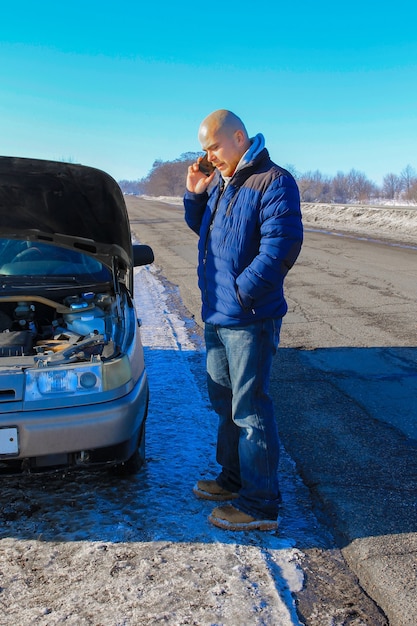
left=0, top=292, right=117, bottom=365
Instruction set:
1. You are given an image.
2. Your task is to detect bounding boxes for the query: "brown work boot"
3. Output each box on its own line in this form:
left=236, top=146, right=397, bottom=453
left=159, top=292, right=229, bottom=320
left=208, top=504, right=278, bottom=531
left=193, top=479, right=238, bottom=501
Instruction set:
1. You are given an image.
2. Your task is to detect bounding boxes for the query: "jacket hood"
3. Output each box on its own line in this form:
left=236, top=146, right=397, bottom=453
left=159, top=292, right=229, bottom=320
left=237, top=133, right=266, bottom=170
left=0, top=156, right=132, bottom=269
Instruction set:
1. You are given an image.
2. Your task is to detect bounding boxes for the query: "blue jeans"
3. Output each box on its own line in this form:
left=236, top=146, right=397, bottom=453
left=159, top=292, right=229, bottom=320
left=205, top=319, right=282, bottom=520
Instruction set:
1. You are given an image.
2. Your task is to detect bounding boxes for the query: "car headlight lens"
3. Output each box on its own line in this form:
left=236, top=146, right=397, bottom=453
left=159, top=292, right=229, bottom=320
left=79, top=371, right=98, bottom=389
left=24, top=356, right=132, bottom=401
left=25, top=364, right=103, bottom=401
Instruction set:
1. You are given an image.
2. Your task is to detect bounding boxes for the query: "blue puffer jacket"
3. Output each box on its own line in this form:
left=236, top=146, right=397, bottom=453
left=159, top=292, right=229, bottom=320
left=184, top=143, right=303, bottom=326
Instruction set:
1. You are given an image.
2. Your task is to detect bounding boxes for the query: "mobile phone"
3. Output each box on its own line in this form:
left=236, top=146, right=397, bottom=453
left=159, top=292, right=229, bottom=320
left=198, top=154, right=215, bottom=176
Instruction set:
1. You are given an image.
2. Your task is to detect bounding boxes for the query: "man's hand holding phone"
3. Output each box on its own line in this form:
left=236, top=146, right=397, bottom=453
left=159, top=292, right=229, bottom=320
left=186, top=154, right=216, bottom=194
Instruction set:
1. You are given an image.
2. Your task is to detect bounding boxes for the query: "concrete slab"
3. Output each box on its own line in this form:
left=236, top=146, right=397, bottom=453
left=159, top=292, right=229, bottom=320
left=343, top=534, right=417, bottom=626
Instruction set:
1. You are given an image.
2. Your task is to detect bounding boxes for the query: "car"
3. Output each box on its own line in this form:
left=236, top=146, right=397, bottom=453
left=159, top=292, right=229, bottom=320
left=0, top=156, right=154, bottom=474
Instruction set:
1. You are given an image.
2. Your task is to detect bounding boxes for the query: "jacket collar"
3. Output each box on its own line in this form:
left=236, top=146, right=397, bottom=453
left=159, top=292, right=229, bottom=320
left=222, top=134, right=267, bottom=187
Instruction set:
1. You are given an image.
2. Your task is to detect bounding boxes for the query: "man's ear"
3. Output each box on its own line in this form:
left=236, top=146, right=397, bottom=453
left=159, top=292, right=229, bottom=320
left=234, top=129, right=247, bottom=148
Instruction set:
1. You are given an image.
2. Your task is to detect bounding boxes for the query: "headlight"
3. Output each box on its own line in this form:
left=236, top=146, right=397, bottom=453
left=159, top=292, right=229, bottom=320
left=24, top=356, right=132, bottom=402
left=25, top=364, right=103, bottom=401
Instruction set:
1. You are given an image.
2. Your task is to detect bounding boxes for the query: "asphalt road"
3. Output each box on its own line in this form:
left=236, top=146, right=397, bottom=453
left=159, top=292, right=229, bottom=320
left=127, top=196, right=417, bottom=626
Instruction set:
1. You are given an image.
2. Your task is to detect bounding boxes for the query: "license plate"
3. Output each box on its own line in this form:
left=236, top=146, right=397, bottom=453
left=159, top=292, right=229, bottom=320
left=0, top=427, right=19, bottom=454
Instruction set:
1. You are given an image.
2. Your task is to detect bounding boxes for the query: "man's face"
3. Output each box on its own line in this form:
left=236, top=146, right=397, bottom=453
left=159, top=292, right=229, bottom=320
left=199, top=127, right=245, bottom=178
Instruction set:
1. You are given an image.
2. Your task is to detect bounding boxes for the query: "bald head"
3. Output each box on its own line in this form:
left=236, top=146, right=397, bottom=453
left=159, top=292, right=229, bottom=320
left=198, top=110, right=249, bottom=146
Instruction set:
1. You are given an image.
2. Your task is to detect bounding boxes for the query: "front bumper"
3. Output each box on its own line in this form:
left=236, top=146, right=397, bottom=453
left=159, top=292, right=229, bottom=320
left=0, top=371, right=148, bottom=463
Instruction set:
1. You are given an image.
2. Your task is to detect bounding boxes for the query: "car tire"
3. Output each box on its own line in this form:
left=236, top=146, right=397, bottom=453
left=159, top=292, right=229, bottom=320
left=111, top=421, right=146, bottom=477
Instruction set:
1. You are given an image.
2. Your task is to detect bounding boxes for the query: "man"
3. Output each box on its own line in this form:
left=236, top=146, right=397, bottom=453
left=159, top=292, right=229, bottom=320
left=184, top=110, right=303, bottom=530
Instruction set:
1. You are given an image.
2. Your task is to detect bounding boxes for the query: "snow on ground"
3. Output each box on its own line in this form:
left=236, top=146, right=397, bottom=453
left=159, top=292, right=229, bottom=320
left=0, top=263, right=332, bottom=626
left=301, top=202, right=417, bottom=247
left=144, top=196, right=417, bottom=246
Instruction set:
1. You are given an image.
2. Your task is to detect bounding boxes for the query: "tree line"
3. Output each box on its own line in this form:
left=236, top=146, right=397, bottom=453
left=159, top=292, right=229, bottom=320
left=119, top=153, right=417, bottom=204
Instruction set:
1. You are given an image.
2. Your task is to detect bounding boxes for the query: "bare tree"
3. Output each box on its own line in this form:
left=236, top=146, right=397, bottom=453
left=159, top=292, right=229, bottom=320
left=331, top=172, right=350, bottom=203
left=298, top=169, right=375, bottom=203
left=119, top=179, right=145, bottom=195
left=382, top=173, right=403, bottom=200
left=139, top=153, right=201, bottom=197
left=405, top=180, right=417, bottom=202
left=283, top=164, right=300, bottom=179
left=297, top=170, right=332, bottom=202
left=400, top=165, right=417, bottom=196
left=346, top=169, right=377, bottom=202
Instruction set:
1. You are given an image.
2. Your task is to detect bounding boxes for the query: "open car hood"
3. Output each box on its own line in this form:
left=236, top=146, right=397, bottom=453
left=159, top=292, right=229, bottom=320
left=0, top=157, right=133, bottom=269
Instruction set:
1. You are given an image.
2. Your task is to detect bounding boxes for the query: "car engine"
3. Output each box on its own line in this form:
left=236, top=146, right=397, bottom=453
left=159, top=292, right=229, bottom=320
left=0, top=293, right=117, bottom=364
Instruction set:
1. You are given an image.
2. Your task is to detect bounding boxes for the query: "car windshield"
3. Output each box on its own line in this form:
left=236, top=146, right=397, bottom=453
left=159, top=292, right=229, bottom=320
left=0, top=238, right=111, bottom=282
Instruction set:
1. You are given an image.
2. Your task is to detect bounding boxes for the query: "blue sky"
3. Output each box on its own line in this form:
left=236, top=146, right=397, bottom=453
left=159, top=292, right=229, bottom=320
left=1, top=1, right=416, bottom=185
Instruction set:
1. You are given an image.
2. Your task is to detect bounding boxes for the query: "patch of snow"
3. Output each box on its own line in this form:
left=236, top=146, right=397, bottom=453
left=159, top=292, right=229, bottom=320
left=301, top=202, right=417, bottom=246
left=141, top=195, right=184, bottom=206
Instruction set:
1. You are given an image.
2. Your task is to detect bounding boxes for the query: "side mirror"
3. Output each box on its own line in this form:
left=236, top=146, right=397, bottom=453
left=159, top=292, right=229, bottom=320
left=133, top=244, right=154, bottom=267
